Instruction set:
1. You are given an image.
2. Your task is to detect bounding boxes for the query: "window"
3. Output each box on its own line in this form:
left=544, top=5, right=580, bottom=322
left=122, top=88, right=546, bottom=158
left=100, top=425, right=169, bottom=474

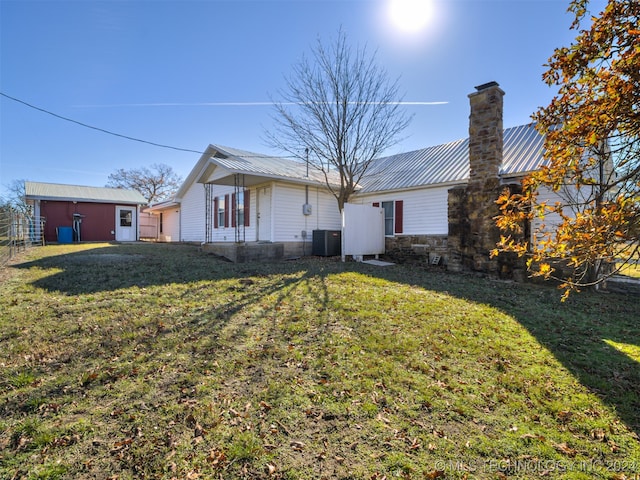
left=382, top=201, right=394, bottom=236
left=231, top=190, right=251, bottom=228
left=120, top=209, right=132, bottom=227
left=379, top=200, right=403, bottom=236
left=236, top=191, right=245, bottom=227
left=159, top=212, right=164, bottom=234
left=217, top=196, right=225, bottom=228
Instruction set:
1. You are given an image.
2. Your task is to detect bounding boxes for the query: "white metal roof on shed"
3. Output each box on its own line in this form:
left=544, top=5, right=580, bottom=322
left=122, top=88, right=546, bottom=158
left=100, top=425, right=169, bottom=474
left=358, top=123, right=546, bottom=194
left=24, top=181, right=146, bottom=204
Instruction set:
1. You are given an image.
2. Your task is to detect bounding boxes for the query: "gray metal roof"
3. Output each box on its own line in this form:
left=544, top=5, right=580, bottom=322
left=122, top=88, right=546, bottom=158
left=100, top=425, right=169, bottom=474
left=359, top=138, right=470, bottom=193
left=358, top=123, right=545, bottom=194
left=24, top=181, right=147, bottom=204
left=500, top=123, right=547, bottom=177
left=208, top=145, right=343, bottom=187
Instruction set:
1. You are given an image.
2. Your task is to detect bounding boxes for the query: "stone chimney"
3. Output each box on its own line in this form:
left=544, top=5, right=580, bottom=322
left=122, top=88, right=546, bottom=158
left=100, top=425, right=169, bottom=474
left=468, top=81, right=505, bottom=190
left=448, top=81, right=525, bottom=278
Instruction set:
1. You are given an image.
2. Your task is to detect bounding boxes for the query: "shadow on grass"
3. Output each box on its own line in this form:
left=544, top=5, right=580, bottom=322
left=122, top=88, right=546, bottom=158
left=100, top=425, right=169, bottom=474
left=3, top=243, right=336, bottom=426
left=10, top=242, right=640, bottom=437
left=375, top=265, right=640, bottom=437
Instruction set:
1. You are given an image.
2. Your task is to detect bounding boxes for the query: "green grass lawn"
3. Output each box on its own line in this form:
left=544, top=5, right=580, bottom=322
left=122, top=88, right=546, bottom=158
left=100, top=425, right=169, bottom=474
left=1, top=243, right=639, bottom=479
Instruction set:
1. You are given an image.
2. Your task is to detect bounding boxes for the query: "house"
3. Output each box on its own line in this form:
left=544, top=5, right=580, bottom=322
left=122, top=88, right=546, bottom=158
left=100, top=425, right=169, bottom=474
left=24, top=181, right=147, bottom=243
left=142, top=199, right=180, bottom=242
left=148, top=82, right=552, bottom=273
left=351, top=117, right=544, bottom=265
left=159, top=144, right=344, bottom=259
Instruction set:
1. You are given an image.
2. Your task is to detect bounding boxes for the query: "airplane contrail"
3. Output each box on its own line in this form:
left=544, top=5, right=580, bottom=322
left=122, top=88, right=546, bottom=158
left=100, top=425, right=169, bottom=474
left=74, top=101, right=449, bottom=107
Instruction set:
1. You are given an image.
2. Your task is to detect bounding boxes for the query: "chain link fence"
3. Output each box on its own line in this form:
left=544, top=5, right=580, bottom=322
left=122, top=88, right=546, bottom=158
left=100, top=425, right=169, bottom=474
left=0, top=207, right=45, bottom=266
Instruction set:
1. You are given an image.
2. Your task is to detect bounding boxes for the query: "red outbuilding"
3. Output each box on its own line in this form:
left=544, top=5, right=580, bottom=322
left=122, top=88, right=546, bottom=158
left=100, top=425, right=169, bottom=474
left=25, top=182, right=147, bottom=243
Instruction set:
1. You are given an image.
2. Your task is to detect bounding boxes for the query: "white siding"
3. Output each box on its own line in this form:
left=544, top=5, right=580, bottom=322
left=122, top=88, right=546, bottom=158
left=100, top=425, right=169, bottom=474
left=531, top=185, right=580, bottom=247
left=180, top=182, right=206, bottom=242
left=208, top=184, right=257, bottom=242
left=353, top=185, right=451, bottom=235
left=315, top=187, right=342, bottom=230
left=178, top=178, right=341, bottom=245
left=272, top=182, right=341, bottom=243
left=159, top=208, right=180, bottom=242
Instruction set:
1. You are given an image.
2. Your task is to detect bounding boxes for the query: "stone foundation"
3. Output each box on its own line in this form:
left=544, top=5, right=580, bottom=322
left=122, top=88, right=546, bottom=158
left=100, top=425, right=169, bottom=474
left=384, top=235, right=448, bottom=265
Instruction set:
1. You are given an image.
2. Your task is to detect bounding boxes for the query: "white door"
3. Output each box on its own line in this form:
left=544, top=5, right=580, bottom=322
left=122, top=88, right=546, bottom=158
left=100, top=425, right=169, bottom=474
left=116, top=206, right=137, bottom=241
left=257, top=187, right=271, bottom=241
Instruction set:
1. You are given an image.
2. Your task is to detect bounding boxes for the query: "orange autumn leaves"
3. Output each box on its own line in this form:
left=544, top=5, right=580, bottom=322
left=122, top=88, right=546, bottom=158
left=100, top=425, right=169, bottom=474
left=493, top=0, right=640, bottom=298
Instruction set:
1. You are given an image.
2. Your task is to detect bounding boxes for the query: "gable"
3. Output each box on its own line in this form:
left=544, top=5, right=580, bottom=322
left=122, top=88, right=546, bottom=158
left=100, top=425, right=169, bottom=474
left=176, top=144, right=342, bottom=201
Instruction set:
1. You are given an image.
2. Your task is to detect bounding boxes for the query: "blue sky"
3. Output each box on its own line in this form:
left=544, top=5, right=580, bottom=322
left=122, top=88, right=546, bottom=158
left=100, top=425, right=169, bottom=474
left=0, top=0, right=606, bottom=200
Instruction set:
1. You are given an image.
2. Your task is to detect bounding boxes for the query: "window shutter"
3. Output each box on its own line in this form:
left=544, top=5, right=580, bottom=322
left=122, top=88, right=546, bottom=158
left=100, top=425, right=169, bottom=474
left=244, top=190, right=250, bottom=227
left=224, top=194, right=230, bottom=228
left=394, top=200, right=403, bottom=234
left=372, top=202, right=380, bottom=207
left=213, top=197, right=219, bottom=229
left=231, top=193, right=237, bottom=228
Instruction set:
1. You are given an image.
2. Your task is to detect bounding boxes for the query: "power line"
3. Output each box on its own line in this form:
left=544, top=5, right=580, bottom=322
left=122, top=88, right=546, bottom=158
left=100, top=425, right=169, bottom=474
left=1, top=92, right=436, bottom=160
left=1, top=92, right=204, bottom=154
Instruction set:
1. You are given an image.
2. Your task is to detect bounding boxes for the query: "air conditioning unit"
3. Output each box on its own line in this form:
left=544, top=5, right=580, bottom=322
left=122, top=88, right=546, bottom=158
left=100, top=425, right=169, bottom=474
left=312, top=230, right=341, bottom=256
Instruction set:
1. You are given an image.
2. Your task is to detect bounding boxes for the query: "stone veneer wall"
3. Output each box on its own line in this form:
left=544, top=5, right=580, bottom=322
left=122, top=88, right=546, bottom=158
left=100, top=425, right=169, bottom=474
left=448, top=182, right=526, bottom=278
left=384, top=235, right=448, bottom=265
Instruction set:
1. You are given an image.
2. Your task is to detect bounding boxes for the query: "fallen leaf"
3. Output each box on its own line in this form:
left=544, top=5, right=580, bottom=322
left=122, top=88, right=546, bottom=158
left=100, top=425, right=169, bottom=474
left=194, top=422, right=206, bottom=438
left=424, top=470, right=445, bottom=479
left=113, top=438, right=133, bottom=448
left=207, top=449, right=226, bottom=466
left=557, top=410, right=573, bottom=423
left=290, top=440, right=305, bottom=451
left=185, top=414, right=197, bottom=428
left=553, top=442, right=577, bottom=457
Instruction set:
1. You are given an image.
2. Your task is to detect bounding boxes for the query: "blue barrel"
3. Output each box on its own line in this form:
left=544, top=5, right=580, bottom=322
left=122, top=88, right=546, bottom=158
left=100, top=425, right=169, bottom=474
left=57, top=226, right=73, bottom=243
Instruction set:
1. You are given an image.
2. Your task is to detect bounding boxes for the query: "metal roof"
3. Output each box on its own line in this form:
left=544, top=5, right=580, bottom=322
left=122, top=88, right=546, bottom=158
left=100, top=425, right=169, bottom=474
left=206, top=145, right=343, bottom=187
left=24, top=181, right=147, bottom=204
left=359, top=138, right=470, bottom=193
left=500, top=123, right=547, bottom=177
left=358, top=123, right=546, bottom=194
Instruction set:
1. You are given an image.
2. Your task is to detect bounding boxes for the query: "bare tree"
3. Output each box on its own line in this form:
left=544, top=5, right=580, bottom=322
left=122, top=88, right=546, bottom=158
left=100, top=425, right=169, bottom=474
left=106, top=163, right=182, bottom=204
left=1, top=179, right=32, bottom=215
left=267, top=29, right=412, bottom=211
